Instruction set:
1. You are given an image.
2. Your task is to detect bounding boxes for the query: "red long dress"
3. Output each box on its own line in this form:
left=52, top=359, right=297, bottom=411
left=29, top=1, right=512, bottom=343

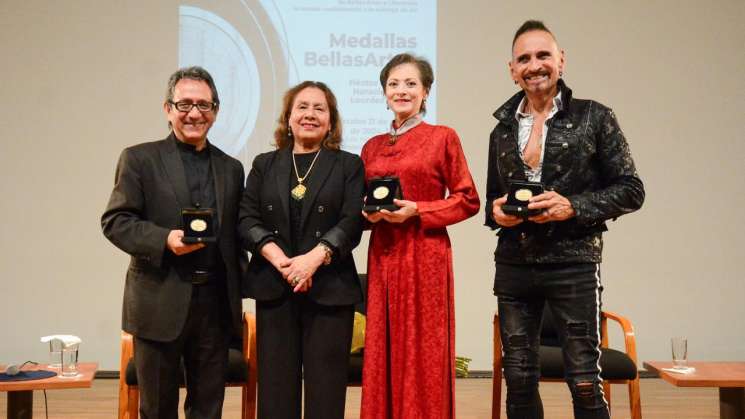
left=360, top=122, right=480, bottom=419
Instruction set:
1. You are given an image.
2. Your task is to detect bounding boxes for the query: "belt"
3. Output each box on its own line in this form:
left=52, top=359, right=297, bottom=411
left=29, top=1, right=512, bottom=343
left=191, top=270, right=216, bottom=285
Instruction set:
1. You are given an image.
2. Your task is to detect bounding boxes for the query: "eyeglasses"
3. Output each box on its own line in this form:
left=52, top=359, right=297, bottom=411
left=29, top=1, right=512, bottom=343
left=169, top=101, right=217, bottom=113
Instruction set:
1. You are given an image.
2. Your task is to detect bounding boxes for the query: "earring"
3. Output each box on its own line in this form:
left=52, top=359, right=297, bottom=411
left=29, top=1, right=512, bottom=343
left=514, top=80, right=518, bottom=84
left=386, top=103, right=390, bottom=110
left=559, top=71, right=564, bottom=77
left=288, top=129, right=293, bottom=138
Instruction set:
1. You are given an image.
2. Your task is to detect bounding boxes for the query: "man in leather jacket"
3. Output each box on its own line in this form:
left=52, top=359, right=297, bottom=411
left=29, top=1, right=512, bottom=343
left=485, top=20, right=644, bottom=419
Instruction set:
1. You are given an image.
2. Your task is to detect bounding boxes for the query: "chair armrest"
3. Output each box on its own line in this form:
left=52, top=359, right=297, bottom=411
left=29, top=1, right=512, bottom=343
left=120, top=331, right=134, bottom=380
left=601, top=310, right=639, bottom=365
left=242, top=312, right=257, bottom=375
left=118, top=330, right=135, bottom=418
left=493, top=312, right=502, bottom=365
left=492, top=312, right=504, bottom=417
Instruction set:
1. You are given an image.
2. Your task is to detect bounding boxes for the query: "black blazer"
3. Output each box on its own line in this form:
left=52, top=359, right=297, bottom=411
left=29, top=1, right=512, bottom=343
left=101, top=134, right=246, bottom=341
left=239, top=147, right=364, bottom=306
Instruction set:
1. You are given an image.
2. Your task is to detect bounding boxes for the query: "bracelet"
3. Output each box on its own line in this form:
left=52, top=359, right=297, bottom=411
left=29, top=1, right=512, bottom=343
left=318, top=243, right=333, bottom=265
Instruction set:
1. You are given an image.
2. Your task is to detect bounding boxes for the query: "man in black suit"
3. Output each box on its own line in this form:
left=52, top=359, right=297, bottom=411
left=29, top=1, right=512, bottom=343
left=102, top=66, right=245, bottom=419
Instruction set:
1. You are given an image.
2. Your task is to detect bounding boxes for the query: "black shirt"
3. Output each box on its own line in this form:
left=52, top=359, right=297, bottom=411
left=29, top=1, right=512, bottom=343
left=175, top=138, right=223, bottom=273
left=290, top=150, right=319, bottom=255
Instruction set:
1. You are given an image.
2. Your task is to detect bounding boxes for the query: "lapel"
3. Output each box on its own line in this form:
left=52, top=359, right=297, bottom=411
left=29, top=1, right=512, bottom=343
left=494, top=93, right=529, bottom=182
left=299, top=148, right=336, bottom=229
left=541, top=87, right=572, bottom=183
left=498, top=128, right=528, bottom=182
left=158, top=134, right=191, bottom=210
left=274, top=147, right=292, bottom=222
left=209, top=142, right=226, bottom=229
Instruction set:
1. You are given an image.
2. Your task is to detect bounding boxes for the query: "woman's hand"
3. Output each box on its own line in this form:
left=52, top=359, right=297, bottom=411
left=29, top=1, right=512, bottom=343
left=282, top=246, right=326, bottom=293
left=361, top=195, right=386, bottom=223
left=362, top=210, right=386, bottom=223
left=260, top=242, right=292, bottom=279
left=376, top=199, right=419, bottom=223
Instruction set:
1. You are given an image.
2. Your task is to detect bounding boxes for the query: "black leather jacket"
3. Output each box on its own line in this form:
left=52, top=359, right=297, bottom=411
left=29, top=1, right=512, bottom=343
left=485, top=80, right=645, bottom=264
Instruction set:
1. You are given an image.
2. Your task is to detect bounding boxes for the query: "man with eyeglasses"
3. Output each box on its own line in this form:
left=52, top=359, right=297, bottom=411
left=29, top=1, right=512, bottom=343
left=102, top=66, right=245, bottom=419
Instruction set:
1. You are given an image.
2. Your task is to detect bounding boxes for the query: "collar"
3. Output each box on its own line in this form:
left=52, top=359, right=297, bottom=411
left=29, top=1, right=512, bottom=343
left=389, top=113, right=423, bottom=137
left=515, top=91, right=563, bottom=121
left=494, top=78, right=573, bottom=125
left=172, top=133, right=210, bottom=155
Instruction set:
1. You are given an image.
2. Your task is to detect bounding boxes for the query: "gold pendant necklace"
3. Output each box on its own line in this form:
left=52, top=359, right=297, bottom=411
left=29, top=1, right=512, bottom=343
left=291, top=148, right=321, bottom=201
left=291, top=183, right=307, bottom=201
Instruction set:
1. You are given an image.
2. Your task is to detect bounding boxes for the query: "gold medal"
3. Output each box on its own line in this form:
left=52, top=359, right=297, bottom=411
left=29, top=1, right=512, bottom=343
left=372, top=186, right=390, bottom=200
left=515, top=188, right=533, bottom=202
left=190, top=219, right=208, bottom=232
left=291, top=183, right=307, bottom=201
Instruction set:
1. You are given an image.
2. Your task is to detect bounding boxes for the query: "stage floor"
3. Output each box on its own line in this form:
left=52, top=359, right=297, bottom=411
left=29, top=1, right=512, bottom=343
left=0, top=377, right=720, bottom=418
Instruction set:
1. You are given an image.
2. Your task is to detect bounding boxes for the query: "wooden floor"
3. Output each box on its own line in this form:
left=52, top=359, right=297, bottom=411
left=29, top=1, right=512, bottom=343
left=0, top=378, right=721, bottom=418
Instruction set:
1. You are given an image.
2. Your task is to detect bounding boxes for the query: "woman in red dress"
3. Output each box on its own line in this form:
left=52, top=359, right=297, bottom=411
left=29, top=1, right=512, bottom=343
left=360, top=53, right=480, bottom=419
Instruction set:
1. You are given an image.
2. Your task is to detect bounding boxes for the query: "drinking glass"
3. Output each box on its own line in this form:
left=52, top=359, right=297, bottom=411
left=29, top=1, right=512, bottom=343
left=671, top=337, right=687, bottom=369
left=48, top=339, right=63, bottom=370
left=60, top=346, right=80, bottom=378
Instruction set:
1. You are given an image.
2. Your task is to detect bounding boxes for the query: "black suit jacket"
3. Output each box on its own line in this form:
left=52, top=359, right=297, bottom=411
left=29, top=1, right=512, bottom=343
left=239, top=147, right=364, bottom=305
left=101, top=134, right=245, bottom=341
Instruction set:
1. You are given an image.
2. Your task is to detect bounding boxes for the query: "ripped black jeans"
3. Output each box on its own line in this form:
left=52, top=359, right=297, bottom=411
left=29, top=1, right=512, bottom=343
left=493, top=263, right=610, bottom=419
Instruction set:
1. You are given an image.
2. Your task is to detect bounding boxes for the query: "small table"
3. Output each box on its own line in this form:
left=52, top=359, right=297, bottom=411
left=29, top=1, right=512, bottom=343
left=644, top=361, right=745, bottom=419
left=0, top=362, right=98, bottom=419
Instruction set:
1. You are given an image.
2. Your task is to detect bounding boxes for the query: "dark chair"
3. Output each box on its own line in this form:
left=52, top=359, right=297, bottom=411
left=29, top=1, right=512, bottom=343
left=347, top=274, right=367, bottom=386
left=492, top=307, right=641, bottom=419
left=118, top=312, right=257, bottom=419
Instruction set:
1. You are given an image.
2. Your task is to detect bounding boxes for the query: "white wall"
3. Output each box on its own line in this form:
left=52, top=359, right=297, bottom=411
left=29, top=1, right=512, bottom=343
left=1, top=0, right=743, bottom=371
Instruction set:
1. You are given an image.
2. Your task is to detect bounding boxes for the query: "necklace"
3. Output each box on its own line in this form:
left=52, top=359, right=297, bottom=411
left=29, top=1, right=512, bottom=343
left=291, top=148, right=321, bottom=201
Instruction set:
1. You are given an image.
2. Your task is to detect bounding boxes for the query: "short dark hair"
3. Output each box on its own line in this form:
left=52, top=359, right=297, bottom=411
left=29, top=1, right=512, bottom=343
left=379, top=53, right=434, bottom=114
left=274, top=81, right=343, bottom=151
left=165, top=66, right=220, bottom=107
left=512, top=20, right=557, bottom=49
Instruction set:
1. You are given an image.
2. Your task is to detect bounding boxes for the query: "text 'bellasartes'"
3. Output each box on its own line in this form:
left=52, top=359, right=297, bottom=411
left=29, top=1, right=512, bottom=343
left=305, top=33, right=418, bottom=67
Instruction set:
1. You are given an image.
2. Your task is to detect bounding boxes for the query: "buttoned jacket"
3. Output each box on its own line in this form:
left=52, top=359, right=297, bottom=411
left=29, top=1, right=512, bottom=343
left=101, top=134, right=245, bottom=341
left=239, top=147, right=364, bottom=305
left=485, top=80, right=645, bottom=264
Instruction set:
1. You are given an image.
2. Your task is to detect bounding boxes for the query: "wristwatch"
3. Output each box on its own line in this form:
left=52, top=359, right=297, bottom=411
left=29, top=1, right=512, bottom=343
left=318, top=243, right=333, bottom=265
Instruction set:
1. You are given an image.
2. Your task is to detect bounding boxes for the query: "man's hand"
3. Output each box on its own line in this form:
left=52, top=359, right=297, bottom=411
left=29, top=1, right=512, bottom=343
left=527, top=191, right=576, bottom=223
left=167, top=230, right=205, bottom=255
left=492, top=195, right=523, bottom=227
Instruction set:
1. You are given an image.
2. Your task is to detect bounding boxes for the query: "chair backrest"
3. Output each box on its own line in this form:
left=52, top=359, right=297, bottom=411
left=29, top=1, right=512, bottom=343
left=355, top=274, right=368, bottom=315
left=540, top=304, right=562, bottom=347
left=540, top=302, right=604, bottom=348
